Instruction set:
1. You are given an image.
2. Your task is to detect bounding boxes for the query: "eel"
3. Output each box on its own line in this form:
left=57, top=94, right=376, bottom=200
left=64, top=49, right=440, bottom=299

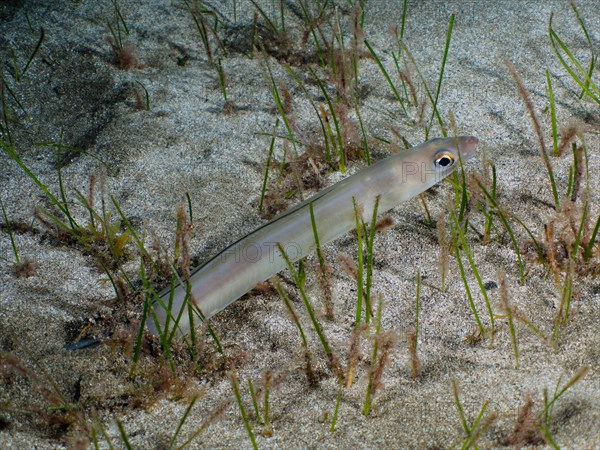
left=147, top=136, right=479, bottom=336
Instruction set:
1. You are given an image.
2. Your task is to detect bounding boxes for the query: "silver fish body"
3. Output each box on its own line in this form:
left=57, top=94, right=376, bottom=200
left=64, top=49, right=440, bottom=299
left=147, top=136, right=479, bottom=336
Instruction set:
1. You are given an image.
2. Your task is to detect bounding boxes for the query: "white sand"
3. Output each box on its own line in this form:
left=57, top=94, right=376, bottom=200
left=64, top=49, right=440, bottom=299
left=1, top=1, right=599, bottom=448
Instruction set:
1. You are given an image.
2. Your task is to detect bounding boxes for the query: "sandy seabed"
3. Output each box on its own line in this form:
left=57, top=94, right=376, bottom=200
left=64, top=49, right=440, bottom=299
left=1, top=1, right=599, bottom=448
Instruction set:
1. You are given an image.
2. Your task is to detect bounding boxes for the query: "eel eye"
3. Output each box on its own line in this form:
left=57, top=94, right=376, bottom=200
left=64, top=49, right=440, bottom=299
left=434, top=151, right=455, bottom=168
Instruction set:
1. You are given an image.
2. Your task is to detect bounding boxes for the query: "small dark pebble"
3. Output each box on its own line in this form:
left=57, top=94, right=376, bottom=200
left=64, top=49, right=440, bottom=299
left=484, top=281, right=498, bottom=290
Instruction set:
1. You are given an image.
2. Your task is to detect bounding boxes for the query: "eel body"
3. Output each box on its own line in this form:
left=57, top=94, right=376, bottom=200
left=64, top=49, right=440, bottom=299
left=147, top=136, right=479, bottom=336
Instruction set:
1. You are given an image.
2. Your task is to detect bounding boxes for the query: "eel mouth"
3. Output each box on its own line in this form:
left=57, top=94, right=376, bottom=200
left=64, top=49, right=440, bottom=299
left=458, top=135, right=479, bottom=161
